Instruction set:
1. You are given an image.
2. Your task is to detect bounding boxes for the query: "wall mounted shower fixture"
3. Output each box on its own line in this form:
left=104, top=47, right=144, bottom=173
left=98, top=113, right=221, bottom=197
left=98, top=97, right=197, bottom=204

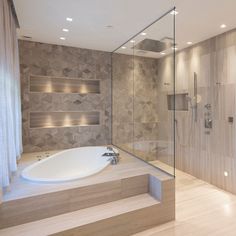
left=186, top=72, right=199, bottom=122
left=204, top=103, right=213, bottom=130
left=193, top=72, right=198, bottom=122
left=228, top=116, right=234, bottom=123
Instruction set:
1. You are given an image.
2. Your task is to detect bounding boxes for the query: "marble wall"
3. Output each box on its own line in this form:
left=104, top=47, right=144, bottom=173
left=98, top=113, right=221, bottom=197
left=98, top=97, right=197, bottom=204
left=19, top=40, right=111, bottom=152
left=112, top=53, right=134, bottom=152
left=112, top=53, right=175, bottom=170
left=159, top=28, right=236, bottom=194
left=112, top=53, right=160, bottom=158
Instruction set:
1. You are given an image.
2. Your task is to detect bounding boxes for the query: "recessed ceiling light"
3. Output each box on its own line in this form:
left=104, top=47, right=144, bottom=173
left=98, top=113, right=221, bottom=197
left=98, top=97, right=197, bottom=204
left=130, top=40, right=135, bottom=43
left=172, top=46, right=178, bottom=50
left=62, top=28, right=69, bottom=32
left=60, top=37, right=66, bottom=40
left=170, top=10, right=178, bottom=15
left=66, top=17, right=73, bottom=22
left=220, top=24, right=226, bottom=28
left=121, top=46, right=126, bottom=49
left=161, top=52, right=166, bottom=55
left=140, top=32, right=147, bottom=36
left=224, top=171, right=229, bottom=177
left=187, top=41, right=193, bottom=45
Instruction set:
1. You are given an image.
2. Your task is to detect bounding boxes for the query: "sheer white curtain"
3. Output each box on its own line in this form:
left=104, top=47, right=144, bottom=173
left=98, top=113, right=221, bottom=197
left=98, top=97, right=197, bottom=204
left=0, top=0, right=22, bottom=191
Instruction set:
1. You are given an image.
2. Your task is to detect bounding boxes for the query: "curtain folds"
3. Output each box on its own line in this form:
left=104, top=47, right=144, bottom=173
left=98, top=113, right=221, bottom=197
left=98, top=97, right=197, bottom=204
left=0, top=0, right=22, bottom=189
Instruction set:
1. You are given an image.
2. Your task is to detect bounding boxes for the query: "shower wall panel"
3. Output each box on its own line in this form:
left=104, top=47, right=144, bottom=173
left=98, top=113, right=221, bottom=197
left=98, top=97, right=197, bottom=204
left=112, top=54, right=167, bottom=161
left=112, top=54, right=134, bottom=153
left=158, top=28, right=236, bottom=194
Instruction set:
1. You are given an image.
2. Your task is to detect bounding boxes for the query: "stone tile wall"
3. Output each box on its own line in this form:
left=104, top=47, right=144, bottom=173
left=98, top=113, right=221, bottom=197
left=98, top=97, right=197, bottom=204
left=112, top=54, right=169, bottom=162
left=19, top=40, right=111, bottom=152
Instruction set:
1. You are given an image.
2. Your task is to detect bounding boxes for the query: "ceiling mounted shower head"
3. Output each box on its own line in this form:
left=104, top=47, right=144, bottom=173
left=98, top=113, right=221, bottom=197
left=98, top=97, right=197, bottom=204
left=134, top=37, right=174, bottom=53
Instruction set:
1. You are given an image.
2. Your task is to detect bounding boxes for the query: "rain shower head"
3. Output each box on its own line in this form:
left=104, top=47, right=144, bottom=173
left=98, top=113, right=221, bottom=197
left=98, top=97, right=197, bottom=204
left=134, top=38, right=173, bottom=53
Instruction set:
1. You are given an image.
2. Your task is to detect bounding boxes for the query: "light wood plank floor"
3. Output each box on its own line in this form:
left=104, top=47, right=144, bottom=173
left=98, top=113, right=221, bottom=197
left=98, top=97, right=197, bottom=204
left=134, top=164, right=236, bottom=236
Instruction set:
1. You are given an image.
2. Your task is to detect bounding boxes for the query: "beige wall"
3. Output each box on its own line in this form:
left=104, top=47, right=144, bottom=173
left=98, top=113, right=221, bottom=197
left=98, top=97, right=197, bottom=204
left=19, top=40, right=111, bottom=152
left=159, top=28, right=236, bottom=194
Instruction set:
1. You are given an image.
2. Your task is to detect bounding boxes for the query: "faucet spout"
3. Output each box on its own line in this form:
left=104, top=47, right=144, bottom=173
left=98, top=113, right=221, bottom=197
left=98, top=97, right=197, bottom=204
left=102, top=146, right=120, bottom=165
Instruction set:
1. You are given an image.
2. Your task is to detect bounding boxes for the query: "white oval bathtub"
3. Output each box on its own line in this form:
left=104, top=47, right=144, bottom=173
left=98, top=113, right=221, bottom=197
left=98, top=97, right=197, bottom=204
left=21, top=146, right=117, bottom=183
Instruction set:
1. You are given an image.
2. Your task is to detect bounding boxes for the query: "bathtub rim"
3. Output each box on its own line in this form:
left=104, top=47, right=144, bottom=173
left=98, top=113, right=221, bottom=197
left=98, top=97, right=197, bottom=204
left=20, top=146, right=114, bottom=183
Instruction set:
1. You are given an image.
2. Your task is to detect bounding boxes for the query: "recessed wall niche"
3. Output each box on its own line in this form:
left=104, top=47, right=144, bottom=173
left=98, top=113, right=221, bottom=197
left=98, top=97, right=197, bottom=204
left=30, top=111, right=100, bottom=129
left=29, top=75, right=100, bottom=94
left=167, top=93, right=188, bottom=111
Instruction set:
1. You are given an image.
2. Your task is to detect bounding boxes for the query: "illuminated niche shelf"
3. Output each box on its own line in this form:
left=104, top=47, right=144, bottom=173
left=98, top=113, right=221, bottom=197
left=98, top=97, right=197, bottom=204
left=167, top=93, right=189, bottom=111
left=29, top=75, right=100, bottom=94
left=29, top=111, right=100, bottom=129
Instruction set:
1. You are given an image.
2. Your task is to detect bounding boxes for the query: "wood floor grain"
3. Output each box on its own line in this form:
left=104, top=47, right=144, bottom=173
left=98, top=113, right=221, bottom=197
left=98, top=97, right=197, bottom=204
left=133, top=163, right=236, bottom=236
left=2, top=164, right=234, bottom=236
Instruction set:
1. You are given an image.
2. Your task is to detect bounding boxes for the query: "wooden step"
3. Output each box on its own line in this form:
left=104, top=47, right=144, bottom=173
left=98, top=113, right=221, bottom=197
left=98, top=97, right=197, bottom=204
left=0, top=194, right=163, bottom=236
left=0, top=174, right=175, bottom=236
left=0, top=174, right=149, bottom=229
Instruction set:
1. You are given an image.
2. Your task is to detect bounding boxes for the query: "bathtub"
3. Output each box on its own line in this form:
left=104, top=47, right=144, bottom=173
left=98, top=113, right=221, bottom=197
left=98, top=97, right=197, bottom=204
left=21, top=146, right=118, bottom=183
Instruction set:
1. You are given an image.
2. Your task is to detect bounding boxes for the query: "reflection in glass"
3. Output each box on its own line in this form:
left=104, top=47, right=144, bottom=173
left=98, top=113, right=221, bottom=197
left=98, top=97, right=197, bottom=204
left=112, top=8, right=176, bottom=176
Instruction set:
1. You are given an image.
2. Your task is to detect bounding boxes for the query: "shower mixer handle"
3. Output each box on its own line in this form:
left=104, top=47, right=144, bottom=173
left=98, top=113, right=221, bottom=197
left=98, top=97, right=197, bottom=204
left=205, top=104, right=211, bottom=110
left=205, top=118, right=213, bottom=129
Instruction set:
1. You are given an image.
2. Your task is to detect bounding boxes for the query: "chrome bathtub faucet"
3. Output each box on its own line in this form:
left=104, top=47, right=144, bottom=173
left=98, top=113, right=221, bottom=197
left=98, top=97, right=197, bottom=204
left=102, top=146, right=120, bottom=165
left=45, top=152, right=50, bottom=157
left=108, top=156, right=119, bottom=165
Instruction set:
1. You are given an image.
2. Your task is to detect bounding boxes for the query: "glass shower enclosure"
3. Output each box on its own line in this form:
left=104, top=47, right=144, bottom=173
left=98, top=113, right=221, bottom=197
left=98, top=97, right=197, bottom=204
left=111, top=8, right=176, bottom=176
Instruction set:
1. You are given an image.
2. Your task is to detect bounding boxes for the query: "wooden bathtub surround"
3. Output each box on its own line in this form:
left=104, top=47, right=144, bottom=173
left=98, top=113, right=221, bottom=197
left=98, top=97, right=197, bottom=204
left=0, top=174, right=174, bottom=228
left=0, top=149, right=174, bottom=235
left=0, top=174, right=174, bottom=236
left=0, top=174, right=147, bottom=228
left=51, top=178, right=175, bottom=236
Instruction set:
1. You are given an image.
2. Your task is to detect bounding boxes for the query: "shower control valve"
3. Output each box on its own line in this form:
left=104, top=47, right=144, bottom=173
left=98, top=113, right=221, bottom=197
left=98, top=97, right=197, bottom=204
left=205, top=118, right=212, bottom=129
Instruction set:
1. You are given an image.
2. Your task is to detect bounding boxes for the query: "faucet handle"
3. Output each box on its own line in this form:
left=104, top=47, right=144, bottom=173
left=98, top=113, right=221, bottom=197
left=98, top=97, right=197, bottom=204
left=107, top=146, right=113, bottom=151
left=108, top=157, right=118, bottom=165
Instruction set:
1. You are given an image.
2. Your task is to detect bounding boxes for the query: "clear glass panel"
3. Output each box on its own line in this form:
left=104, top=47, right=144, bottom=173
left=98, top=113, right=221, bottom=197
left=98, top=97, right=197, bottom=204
left=112, top=41, right=134, bottom=154
left=112, top=8, right=175, bottom=176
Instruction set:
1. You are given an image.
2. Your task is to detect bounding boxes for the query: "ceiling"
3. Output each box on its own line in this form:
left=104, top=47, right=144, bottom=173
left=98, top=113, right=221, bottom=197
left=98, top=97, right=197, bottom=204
left=14, top=0, right=236, bottom=53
